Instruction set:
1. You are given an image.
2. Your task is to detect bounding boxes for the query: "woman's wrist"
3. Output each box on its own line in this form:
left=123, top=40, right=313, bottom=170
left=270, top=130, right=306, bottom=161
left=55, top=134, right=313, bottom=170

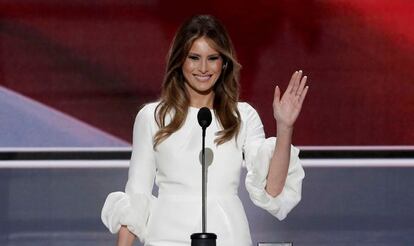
left=276, top=123, right=294, bottom=137
left=117, top=226, right=136, bottom=246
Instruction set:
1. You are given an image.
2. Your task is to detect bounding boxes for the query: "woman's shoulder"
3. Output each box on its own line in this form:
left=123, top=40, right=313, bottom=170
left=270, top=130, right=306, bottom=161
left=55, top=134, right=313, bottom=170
left=140, top=101, right=160, bottom=112
left=135, top=101, right=160, bottom=121
left=237, top=101, right=264, bottom=129
left=237, top=101, right=259, bottom=117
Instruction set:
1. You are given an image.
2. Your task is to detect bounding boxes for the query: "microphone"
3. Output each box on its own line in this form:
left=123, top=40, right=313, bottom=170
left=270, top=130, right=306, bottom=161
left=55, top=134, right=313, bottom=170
left=197, top=107, right=212, bottom=129
left=191, top=107, right=217, bottom=246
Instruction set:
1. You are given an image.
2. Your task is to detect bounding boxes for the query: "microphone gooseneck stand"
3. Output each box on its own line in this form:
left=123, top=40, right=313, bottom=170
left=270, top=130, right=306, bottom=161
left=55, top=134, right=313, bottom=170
left=191, top=107, right=217, bottom=246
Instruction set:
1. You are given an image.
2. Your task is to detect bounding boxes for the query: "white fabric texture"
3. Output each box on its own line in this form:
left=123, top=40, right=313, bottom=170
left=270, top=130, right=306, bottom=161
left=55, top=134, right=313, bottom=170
left=101, top=102, right=305, bottom=246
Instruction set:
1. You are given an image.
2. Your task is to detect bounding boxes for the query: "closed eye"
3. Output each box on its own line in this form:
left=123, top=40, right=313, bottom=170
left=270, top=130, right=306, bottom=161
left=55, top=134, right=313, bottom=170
left=188, top=55, right=199, bottom=60
left=208, top=56, right=220, bottom=61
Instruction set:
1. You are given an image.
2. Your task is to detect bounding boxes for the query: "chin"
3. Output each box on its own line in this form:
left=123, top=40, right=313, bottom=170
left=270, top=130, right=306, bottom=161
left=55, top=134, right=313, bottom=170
left=195, top=86, right=215, bottom=95
left=186, top=83, right=214, bottom=95
left=192, top=80, right=217, bottom=91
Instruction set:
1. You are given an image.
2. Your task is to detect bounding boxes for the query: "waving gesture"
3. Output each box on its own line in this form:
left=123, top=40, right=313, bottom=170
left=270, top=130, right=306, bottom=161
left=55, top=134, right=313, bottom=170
left=273, top=70, right=309, bottom=129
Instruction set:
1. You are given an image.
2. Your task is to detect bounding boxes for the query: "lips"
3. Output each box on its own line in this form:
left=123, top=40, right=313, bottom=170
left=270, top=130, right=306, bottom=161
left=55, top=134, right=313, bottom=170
left=194, top=74, right=212, bottom=82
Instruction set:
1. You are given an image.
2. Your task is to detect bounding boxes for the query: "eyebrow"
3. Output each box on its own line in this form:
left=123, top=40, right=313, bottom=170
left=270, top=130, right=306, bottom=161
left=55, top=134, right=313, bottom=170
left=188, top=52, right=221, bottom=57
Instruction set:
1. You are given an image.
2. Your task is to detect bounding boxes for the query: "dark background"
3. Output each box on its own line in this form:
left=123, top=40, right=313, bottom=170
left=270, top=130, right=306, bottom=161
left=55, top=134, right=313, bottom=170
left=1, top=0, right=413, bottom=145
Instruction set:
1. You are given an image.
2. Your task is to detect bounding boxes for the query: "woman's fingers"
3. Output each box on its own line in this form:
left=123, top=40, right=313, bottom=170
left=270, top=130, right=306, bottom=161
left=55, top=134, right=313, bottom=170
left=291, top=70, right=302, bottom=95
left=281, top=70, right=309, bottom=105
left=298, top=85, right=309, bottom=105
left=273, top=85, right=281, bottom=105
left=286, top=71, right=298, bottom=94
left=296, top=75, right=307, bottom=98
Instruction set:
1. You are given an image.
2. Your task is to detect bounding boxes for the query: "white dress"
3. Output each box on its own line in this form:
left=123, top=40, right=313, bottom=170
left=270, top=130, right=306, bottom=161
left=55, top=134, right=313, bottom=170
left=101, top=102, right=305, bottom=246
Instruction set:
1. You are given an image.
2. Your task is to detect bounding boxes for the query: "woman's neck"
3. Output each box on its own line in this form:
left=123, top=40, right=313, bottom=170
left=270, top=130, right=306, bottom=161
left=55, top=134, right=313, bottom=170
left=188, top=92, right=215, bottom=109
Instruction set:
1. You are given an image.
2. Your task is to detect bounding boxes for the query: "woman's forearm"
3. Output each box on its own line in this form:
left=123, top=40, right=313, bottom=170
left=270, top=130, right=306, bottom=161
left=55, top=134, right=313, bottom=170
left=265, top=125, right=293, bottom=197
left=117, top=225, right=136, bottom=246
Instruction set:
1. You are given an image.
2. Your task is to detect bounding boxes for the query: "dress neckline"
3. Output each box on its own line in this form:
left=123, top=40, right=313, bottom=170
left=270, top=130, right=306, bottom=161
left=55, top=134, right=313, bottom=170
left=189, top=106, right=214, bottom=111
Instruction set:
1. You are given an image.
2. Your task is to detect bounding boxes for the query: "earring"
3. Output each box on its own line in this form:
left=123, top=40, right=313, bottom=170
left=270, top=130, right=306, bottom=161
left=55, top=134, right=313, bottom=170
left=223, top=62, right=228, bottom=70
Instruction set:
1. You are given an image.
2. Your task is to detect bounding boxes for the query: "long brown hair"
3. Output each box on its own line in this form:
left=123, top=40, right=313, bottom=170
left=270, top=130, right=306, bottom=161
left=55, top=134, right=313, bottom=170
left=154, top=15, right=242, bottom=149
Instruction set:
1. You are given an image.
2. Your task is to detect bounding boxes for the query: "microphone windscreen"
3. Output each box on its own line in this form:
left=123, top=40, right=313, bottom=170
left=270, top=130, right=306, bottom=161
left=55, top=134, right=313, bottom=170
left=197, top=107, right=212, bottom=128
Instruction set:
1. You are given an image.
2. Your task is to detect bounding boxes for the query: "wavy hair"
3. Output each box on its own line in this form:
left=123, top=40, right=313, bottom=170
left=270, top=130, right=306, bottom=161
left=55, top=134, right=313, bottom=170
left=153, top=15, right=242, bottom=149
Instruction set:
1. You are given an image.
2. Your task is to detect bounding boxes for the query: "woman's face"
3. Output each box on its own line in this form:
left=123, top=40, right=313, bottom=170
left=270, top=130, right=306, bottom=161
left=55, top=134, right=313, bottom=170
left=182, top=36, right=223, bottom=99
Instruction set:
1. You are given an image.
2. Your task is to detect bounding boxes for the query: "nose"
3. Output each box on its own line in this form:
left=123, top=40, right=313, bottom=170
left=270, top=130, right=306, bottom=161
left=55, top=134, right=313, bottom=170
left=199, top=59, right=208, bottom=74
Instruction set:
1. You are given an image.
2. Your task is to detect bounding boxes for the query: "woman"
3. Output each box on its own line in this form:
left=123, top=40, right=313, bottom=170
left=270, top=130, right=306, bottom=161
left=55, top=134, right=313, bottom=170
left=101, top=15, right=308, bottom=246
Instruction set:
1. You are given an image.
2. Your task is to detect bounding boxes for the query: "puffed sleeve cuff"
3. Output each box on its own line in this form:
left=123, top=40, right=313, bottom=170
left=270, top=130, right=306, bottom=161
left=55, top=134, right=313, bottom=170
left=101, top=191, right=153, bottom=243
left=245, top=137, right=305, bottom=220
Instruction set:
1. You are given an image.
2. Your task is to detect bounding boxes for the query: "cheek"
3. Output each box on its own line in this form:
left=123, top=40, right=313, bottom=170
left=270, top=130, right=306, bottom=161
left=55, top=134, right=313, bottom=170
left=182, top=62, right=190, bottom=74
left=183, top=60, right=197, bottom=71
left=211, top=62, right=223, bottom=74
left=182, top=60, right=193, bottom=72
left=183, top=63, right=199, bottom=83
left=182, top=63, right=194, bottom=79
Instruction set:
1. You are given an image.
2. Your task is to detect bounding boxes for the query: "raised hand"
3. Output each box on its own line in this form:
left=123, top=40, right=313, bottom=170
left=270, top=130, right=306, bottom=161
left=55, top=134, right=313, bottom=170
left=273, top=70, right=309, bottom=129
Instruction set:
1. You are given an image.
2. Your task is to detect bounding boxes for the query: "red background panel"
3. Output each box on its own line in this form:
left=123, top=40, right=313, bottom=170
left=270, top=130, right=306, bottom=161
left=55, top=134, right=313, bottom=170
left=1, top=0, right=413, bottom=145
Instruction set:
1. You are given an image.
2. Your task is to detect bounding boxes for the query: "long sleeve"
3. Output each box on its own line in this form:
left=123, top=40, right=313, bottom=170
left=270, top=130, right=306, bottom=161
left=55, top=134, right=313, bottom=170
left=241, top=103, right=305, bottom=220
left=101, top=104, right=157, bottom=243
